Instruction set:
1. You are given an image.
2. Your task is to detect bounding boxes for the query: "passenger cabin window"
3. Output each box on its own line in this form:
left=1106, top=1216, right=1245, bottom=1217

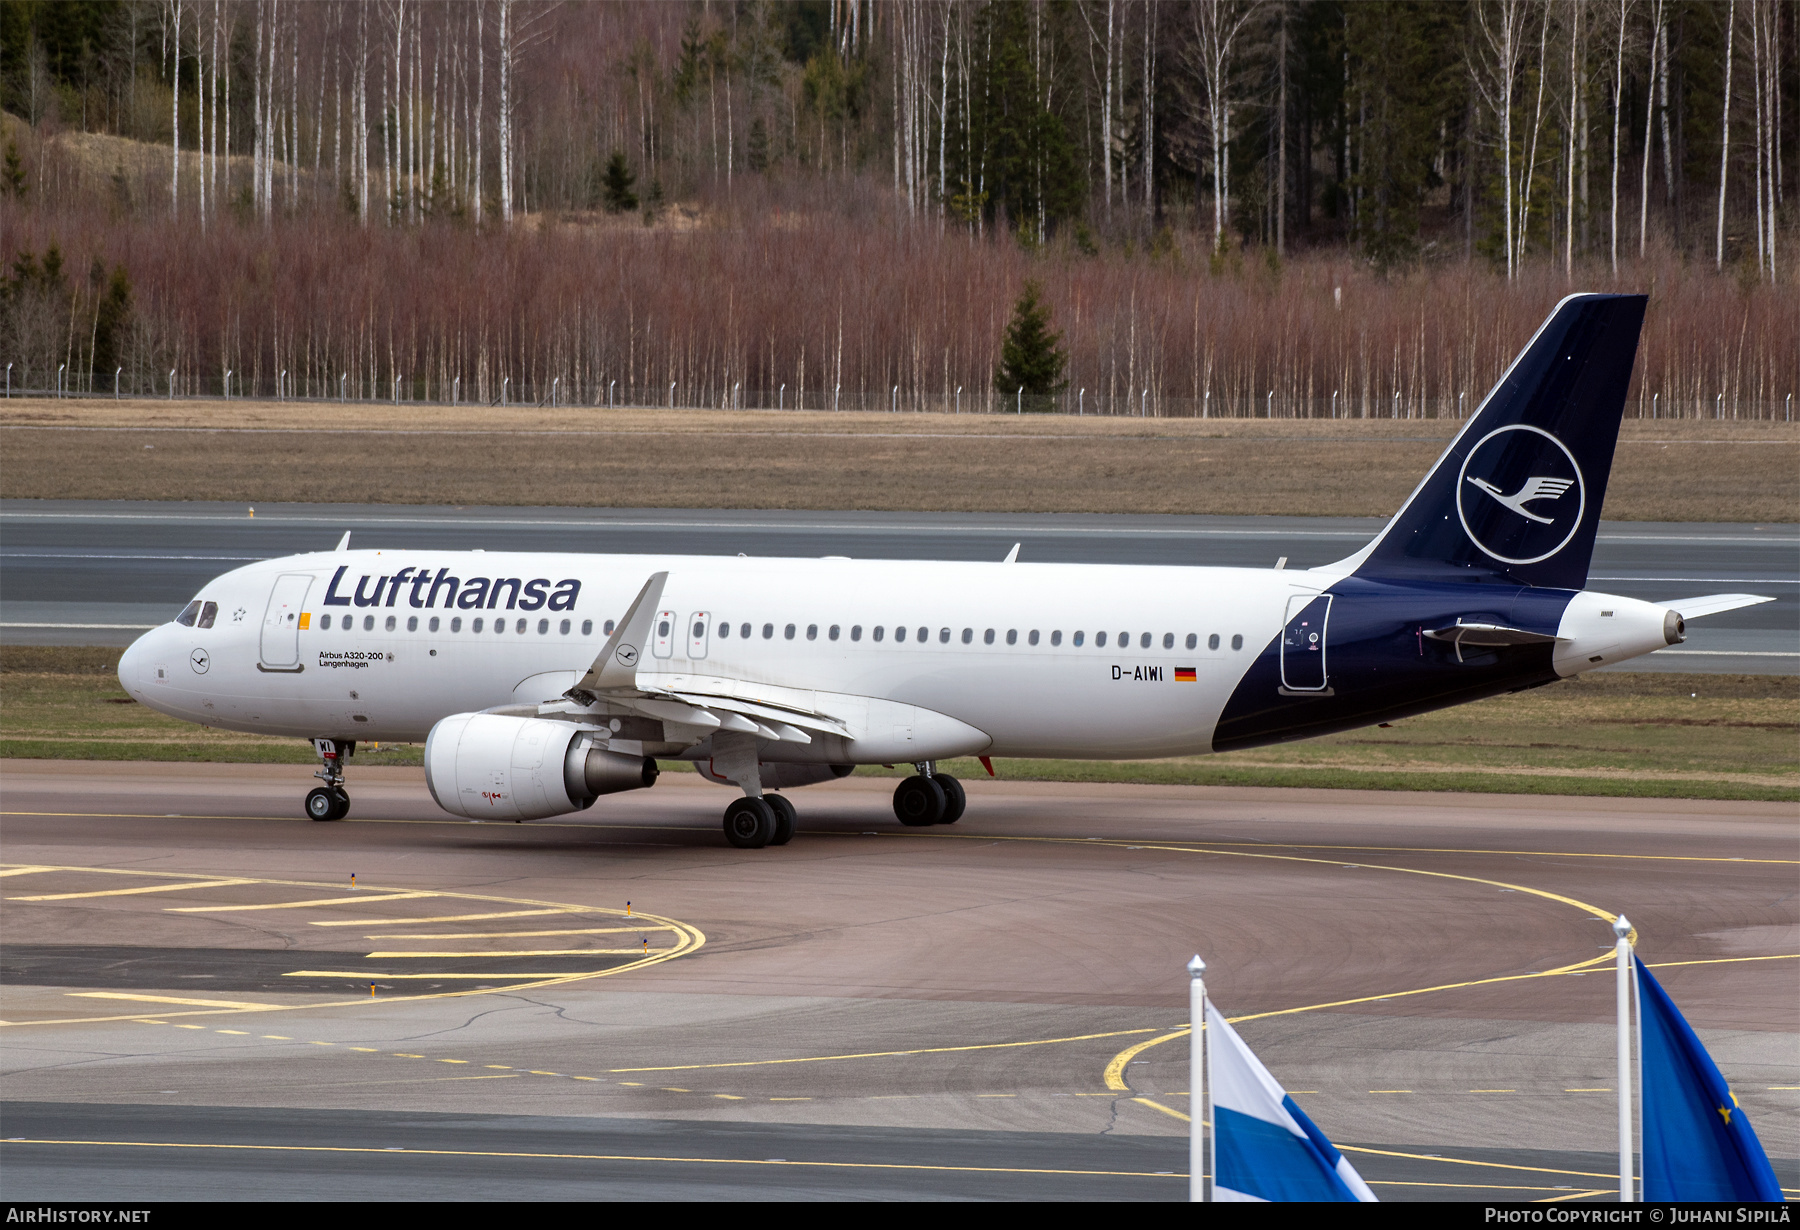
left=984, top=629, right=995, bottom=645
left=1231, top=634, right=1244, bottom=650
left=1074, top=631, right=1085, bottom=646
left=896, top=626, right=907, bottom=643
left=559, top=619, right=570, bottom=634
left=785, top=623, right=796, bottom=640
left=829, top=625, right=841, bottom=641
left=363, top=615, right=375, bottom=631
left=1006, top=630, right=1017, bottom=645
left=582, top=620, right=593, bottom=636
left=1029, top=630, right=1040, bottom=645
left=961, top=628, right=973, bottom=644
left=718, top=621, right=730, bottom=638
left=916, top=626, right=927, bottom=643
left=1141, top=632, right=1152, bottom=649
left=452, top=617, right=463, bottom=632
left=516, top=618, right=527, bottom=634
left=1188, top=634, right=1199, bottom=650
left=473, top=618, right=485, bottom=633
left=604, top=620, right=616, bottom=635
left=1096, top=632, right=1107, bottom=648
left=873, top=626, right=884, bottom=642
left=175, top=600, right=202, bottom=627
left=1208, top=633, right=1220, bottom=650
left=431, top=617, right=441, bottom=632
left=1051, top=631, right=1062, bottom=646
left=851, top=625, right=863, bottom=642
left=807, top=624, right=818, bottom=641
left=538, top=619, right=549, bottom=635
left=407, top=616, right=418, bottom=632
left=1164, top=633, right=1174, bottom=649
left=762, top=623, right=775, bottom=640
left=320, top=614, right=333, bottom=630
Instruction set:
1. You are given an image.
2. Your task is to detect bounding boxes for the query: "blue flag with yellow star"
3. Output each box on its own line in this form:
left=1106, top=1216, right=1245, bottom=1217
left=1636, top=956, right=1781, bottom=1201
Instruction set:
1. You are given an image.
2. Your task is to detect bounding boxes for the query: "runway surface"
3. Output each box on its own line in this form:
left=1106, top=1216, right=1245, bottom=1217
left=2, top=500, right=1795, bottom=673
left=2, top=762, right=1794, bottom=1201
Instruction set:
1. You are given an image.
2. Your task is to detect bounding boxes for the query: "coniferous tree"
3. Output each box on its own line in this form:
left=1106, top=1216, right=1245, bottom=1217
left=601, top=151, right=638, bottom=213
left=993, top=280, right=1068, bottom=409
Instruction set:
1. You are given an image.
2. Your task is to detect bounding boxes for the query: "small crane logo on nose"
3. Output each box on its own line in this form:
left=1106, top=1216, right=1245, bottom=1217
left=190, top=649, right=210, bottom=674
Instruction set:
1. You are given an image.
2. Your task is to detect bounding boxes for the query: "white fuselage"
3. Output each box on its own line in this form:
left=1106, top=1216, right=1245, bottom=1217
left=119, top=549, right=1316, bottom=760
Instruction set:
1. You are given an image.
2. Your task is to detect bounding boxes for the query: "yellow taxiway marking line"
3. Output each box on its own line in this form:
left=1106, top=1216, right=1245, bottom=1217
left=310, top=910, right=589, bottom=927
left=11, top=878, right=256, bottom=901
left=65, top=992, right=283, bottom=1011
left=362, top=950, right=657, bottom=958
left=283, top=971, right=590, bottom=980
left=0, top=866, right=58, bottom=877
left=1086, top=840, right=1799, bottom=866
left=1336, top=1145, right=1616, bottom=1180
left=1103, top=953, right=1798, bottom=1099
left=1132, top=1097, right=1192, bottom=1123
left=167, top=892, right=435, bottom=913
left=0, top=1138, right=1186, bottom=1179
left=606, top=1026, right=1160, bottom=1074
left=361, top=927, right=677, bottom=939
left=0, top=866, right=705, bottom=1027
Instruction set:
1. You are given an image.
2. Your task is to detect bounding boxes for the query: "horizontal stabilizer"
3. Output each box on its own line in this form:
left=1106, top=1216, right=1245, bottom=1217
left=1663, top=593, right=1776, bottom=620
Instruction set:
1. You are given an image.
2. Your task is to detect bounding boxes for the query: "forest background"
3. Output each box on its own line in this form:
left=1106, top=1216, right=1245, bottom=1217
left=0, top=0, right=1792, bottom=420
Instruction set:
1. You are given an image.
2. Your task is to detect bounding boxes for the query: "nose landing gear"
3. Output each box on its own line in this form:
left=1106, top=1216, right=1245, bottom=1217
left=308, top=738, right=353, bottom=821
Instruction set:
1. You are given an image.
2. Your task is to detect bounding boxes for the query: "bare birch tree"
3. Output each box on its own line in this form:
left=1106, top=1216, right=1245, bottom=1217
left=1472, top=0, right=1530, bottom=278
left=1608, top=0, right=1631, bottom=277
left=1191, top=0, right=1261, bottom=254
left=1716, top=0, right=1735, bottom=269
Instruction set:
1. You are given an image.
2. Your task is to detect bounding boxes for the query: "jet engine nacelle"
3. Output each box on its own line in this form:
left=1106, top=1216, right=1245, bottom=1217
left=424, top=712, right=658, bottom=821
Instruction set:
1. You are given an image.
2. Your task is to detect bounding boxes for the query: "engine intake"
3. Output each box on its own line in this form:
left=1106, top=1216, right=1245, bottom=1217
left=424, top=712, right=657, bottom=821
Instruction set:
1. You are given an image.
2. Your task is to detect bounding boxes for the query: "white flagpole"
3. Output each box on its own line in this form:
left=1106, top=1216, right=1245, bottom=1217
left=1188, top=954, right=1207, bottom=1203
left=1614, top=915, right=1635, bottom=1202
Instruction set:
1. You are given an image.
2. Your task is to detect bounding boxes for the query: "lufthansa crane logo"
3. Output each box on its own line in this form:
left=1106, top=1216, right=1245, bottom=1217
left=189, top=648, right=210, bottom=674
left=615, top=644, right=640, bottom=668
left=1455, top=424, right=1586, bottom=565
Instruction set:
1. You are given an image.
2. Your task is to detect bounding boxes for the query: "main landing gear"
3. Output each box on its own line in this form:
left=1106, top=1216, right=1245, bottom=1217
left=307, top=738, right=353, bottom=821
left=721, top=793, right=797, bottom=849
left=893, top=763, right=965, bottom=827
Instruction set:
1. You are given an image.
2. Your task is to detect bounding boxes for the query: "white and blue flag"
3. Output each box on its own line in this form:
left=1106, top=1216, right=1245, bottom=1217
left=1207, top=1004, right=1377, bottom=1202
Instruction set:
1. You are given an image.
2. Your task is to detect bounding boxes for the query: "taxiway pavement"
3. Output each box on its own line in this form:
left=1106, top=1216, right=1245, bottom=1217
left=2, top=762, right=1794, bottom=1200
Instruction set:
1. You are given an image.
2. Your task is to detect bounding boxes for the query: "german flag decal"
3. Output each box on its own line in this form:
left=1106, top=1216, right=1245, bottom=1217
left=1174, top=667, right=1197, bottom=682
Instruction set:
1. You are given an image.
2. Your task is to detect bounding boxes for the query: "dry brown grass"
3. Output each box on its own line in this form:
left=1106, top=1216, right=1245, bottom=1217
left=2, top=399, right=1793, bottom=520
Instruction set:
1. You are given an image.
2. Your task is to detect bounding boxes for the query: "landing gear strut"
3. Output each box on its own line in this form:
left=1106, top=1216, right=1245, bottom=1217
left=308, top=738, right=353, bottom=821
left=893, top=763, right=964, bottom=826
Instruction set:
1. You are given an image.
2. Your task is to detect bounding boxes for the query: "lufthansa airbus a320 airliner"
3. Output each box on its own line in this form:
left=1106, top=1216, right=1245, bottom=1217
left=119, top=294, right=1769, bottom=847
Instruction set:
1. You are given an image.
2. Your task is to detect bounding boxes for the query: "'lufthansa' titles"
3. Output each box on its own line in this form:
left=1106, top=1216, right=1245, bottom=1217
left=321, top=566, right=581, bottom=612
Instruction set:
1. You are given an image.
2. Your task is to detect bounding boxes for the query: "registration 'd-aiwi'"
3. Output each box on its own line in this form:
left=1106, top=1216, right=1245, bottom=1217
left=120, top=294, right=1769, bottom=847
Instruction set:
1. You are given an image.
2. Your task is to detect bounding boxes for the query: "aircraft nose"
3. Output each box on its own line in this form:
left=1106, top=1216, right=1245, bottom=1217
left=117, top=627, right=158, bottom=698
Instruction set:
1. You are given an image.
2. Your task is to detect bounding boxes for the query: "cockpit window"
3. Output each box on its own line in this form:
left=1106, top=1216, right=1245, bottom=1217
left=197, top=602, right=218, bottom=629
left=175, top=600, right=202, bottom=627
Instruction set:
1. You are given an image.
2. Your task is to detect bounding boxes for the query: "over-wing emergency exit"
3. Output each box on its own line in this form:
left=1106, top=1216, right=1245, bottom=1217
left=120, top=294, right=1771, bottom=847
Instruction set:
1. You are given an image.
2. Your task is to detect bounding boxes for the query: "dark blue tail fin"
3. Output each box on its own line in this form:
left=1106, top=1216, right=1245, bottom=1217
left=1352, top=293, right=1647, bottom=590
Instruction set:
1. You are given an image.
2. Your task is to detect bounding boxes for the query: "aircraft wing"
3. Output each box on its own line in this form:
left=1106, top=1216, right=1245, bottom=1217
left=559, top=572, right=846, bottom=744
